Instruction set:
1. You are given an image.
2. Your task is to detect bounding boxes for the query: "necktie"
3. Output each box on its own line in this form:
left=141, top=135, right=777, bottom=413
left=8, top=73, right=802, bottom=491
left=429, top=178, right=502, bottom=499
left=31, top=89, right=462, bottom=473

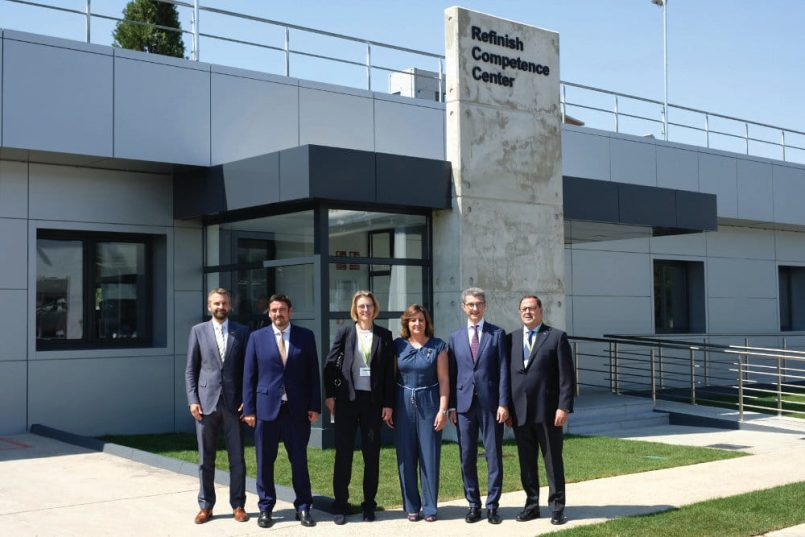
left=277, top=330, right=287, bottom=365
left=524, top=329, right=535, bottom=366
left=470, top=325, right=480, bottom=363
left=216, top=325, right=226, bottom=360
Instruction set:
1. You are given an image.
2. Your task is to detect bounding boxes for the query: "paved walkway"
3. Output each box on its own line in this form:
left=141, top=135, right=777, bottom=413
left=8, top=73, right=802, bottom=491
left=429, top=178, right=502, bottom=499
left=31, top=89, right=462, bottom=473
left=1, top=425, right=804, bottom=536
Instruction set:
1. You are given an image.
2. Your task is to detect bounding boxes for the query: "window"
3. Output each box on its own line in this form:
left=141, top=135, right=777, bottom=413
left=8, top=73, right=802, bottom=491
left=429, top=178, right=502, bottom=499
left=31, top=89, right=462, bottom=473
left=779, top=266, right=805, bottom=331
left=328, top=209, right=429, bottom=331
left=36, top=230, right=153, bottom=350
left=653, top=260, right=705, bottom=334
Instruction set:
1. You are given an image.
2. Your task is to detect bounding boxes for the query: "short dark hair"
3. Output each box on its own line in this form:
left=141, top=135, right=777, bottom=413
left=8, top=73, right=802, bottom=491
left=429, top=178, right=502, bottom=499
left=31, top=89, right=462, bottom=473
left=268, top=294, right=292, bottom=309
left=519, top=295, right=542, bottom=308
left=400, top=304, right=434, bottom=338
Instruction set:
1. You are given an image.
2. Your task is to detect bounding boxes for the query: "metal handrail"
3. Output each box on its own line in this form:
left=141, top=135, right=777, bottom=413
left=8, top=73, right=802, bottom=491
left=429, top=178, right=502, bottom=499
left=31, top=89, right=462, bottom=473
left=570, top=334, right=805, bottom=420
left=4, top=0, right=805, bottom=163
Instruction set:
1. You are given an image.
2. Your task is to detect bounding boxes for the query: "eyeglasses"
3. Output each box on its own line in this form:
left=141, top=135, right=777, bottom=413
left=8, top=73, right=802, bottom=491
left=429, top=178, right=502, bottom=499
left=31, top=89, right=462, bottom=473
left=357, top=304, right=375, bottom=310
left=463, top=302, right=485, bottom=309
left=519, top=306, right=539, bottom=313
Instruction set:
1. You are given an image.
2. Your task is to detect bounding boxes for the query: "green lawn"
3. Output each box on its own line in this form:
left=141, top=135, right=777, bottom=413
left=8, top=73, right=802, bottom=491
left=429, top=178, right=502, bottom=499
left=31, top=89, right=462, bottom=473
left=101, top=432, right=743, bottom=511
left=553, top=481, right=805, bottom=537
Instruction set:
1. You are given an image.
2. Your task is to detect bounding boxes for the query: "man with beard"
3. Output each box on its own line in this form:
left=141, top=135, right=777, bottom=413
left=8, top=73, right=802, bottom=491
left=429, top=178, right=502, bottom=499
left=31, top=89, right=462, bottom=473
left=242, top=294, right=322, bottom=528
left=185, top=288, right=251, bottom=524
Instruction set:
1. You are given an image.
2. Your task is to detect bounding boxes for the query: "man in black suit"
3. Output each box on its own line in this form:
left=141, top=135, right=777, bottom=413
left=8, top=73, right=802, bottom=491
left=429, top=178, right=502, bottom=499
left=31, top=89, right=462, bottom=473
left=506, top=295, right=575, bottom=526
left=185, top=288, right=251, bottom=524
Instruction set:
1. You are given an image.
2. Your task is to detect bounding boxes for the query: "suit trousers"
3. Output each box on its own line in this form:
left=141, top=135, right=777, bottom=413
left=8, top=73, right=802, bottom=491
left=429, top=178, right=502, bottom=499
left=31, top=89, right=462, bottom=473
left=255, top=403, right=313, bottom=512
left=195, top=401, right=246, bottom=510
left=332, top=391, right=382, bottom=513
left=456, top=396, right=504, bottom=508
left=513, top=421, right=566, bottom=513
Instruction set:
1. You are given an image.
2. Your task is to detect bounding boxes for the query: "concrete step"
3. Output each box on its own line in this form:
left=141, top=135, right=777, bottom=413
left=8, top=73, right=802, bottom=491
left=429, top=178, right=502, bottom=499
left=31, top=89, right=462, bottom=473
left=568, top=411, right=669, bottom=435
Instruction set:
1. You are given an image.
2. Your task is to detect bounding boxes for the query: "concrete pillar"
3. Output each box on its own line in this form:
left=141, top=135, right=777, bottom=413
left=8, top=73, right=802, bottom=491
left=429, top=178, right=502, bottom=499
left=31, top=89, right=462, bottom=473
left=434, top=7, right=565, bottom=335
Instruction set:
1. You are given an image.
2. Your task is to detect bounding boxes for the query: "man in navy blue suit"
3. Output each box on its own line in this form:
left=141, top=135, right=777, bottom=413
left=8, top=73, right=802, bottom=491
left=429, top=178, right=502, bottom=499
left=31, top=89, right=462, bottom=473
left=448, top=287, right=510, bottom=525
left=185, top=288, right=250, bottom=525
left=242, top=294, right=322, bottom=528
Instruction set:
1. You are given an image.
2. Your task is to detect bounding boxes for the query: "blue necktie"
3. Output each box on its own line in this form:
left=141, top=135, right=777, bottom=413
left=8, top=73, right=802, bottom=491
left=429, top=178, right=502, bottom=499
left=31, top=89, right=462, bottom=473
left=524, top=330, right=536, bottom=366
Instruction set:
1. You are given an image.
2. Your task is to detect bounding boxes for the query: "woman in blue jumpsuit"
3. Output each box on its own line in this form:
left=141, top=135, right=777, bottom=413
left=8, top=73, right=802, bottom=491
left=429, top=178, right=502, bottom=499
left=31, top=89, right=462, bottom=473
left=393, top=304, right=450, bottom=522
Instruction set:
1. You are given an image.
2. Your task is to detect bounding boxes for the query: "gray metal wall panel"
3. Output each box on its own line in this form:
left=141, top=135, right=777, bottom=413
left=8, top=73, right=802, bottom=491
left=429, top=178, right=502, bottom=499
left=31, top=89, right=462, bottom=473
left=299, top=86, right=374, bottom=151
left=0, top=290, right=27, bottom=361
left=28, top=164, right=173, bottom=226
left=211, top=73, right=300, bottom=165
left=0, top=160, right=27, bottom=218
left=618, top=184, right=676, bottom=228
left=374, top=99, right=445, bottom=160
left=0, top=361, right=27, bottom=434
left=737, top=160, right=773, bottom=222
left=657, top=146, right=699, bottom=191
left=174, top=291, right=203, bottom=356
left=0, top=218, right=27, bottom=289
left=706, top=226, right=775, bottom=259
left=309, top=146, right=375, bottom=202
left=278, top=146, right=311, bottom=201
left=610, top=138, right=656, bottom=186
left=28, top=356, right=174, bottom=435
left=222, top=153, right=280, bottom=210
left=375, top=153, right=452, bottom=208
left=563, top=177, right=618, bottom=222
left=772, top=164, right=805, bottom=226
left=562, top=129, right=610, bottom=181
left=2, top=39, right=113, bottom=157
left=707, top=258, right=776, bottom=299
left=114, top=57, right=211, bottom=166
left=676, top=190, right=717, bottom=231
left=174, top=227, right=203, bottom=292
left=698, top=152, right=738, bottom=218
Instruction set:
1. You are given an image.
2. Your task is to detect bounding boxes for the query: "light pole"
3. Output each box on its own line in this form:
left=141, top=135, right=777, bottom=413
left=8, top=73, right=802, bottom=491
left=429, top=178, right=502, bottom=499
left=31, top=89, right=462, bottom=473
left=651, top=0, right=668, bottom=140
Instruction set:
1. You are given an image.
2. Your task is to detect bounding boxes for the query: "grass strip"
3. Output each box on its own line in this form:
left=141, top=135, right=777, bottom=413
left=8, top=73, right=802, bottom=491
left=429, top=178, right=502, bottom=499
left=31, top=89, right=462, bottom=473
left=553, top=481, right=805, bottom=537
left=101, top=432, right=743, bottom=510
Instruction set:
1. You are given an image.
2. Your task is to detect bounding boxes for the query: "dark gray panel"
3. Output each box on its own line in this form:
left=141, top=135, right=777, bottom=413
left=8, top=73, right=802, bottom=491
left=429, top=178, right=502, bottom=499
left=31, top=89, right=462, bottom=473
left=619, top=184, right=676, bottom=228
left=376, top=152, right=452, bottom=209
left=174, top=165, right=226, bottom=219
left=222, top=152, right=280, bottom=210
left=563, top=177, right=619, bottom=222
left=279, top=146, right=311, bottom=201
left=308, top=145, right=375, bottom=202
left=676, top=190, right=717, bottom=231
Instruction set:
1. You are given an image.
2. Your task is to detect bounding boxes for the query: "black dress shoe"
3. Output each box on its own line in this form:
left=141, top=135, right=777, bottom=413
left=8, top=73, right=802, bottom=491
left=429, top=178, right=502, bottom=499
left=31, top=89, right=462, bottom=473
left=550, top=511, right=568, bottom=525
left=465, top=507, right=482, bottom=523
left=296, top=509, right=316, bottom=527
left=515, top=508, right=540, bottom=522
left=333, top=513, right=346, bottom=525
left=362, top=510, right=375, bottom=522
left=487, top=508, right=502, bottom=524
left=257, top=511, right=273, bottom=528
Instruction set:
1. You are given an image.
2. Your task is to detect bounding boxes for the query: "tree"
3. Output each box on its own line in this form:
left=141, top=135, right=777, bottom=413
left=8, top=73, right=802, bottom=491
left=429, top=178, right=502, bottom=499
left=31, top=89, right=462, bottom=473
left=113, top=0, right=186, bottom=58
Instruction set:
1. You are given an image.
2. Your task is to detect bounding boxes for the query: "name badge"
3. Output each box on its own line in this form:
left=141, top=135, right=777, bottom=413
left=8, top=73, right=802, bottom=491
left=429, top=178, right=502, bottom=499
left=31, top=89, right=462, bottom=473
left=359, top=367, right=371, bottom=377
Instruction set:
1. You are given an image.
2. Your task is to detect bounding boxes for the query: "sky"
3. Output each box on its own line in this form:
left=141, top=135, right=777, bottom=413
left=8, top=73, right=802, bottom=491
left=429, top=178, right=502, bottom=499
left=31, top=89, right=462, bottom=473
left=1, top=0, right=803, bottom=153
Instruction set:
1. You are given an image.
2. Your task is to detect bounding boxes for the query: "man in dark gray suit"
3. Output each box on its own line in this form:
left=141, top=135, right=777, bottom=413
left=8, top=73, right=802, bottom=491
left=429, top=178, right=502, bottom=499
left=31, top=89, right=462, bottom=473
left=506, top=295, right=575, bottom=526
left=185, top=288, right=251, bottom=524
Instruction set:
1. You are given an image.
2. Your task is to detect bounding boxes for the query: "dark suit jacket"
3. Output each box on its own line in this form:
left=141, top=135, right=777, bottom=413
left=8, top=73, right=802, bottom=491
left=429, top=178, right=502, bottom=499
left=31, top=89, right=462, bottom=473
left=185, top=320, right=250, bottom=415
left=242, top=323, right=322, bottom=422
left=323, top=323, right=395, bottom=409
left=448, top=321, right=510, bottom=412
left=506, top=324, right=576, bottom=426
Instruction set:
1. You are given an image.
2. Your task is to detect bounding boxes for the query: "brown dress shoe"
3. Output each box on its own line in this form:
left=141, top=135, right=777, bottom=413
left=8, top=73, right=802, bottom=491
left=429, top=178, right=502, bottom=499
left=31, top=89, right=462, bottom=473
left=233, top=507, right=249, bottom=522
left=194, top=508, right=213, bottom=524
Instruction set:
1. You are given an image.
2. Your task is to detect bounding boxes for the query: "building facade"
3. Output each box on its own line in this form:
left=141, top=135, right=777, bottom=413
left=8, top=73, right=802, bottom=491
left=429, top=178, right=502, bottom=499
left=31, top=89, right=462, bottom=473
left=1, top=10, right=804, bottom=440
